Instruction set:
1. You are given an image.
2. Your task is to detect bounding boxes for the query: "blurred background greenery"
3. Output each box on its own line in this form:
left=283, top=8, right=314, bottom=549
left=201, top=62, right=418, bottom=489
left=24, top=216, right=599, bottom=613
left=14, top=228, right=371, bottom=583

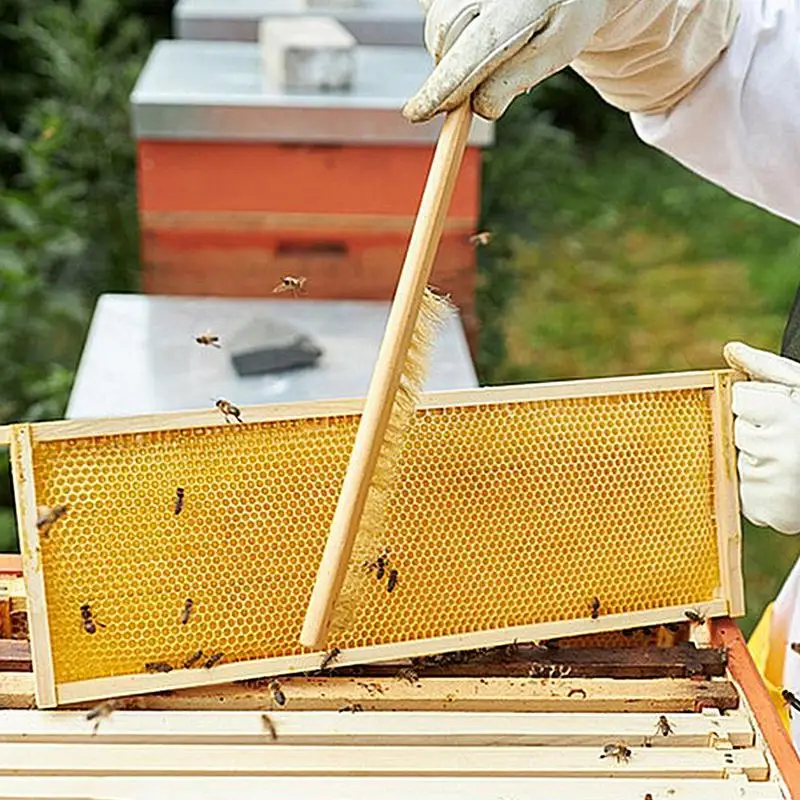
left=1, top=0, right=799, bottom=635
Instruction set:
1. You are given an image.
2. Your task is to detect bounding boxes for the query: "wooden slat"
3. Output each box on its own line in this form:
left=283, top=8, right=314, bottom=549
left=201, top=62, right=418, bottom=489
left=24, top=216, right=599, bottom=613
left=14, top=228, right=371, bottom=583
left=0, top=742, right=769, bottom=779
left=0, top=710, right=754, bottom=748
left=9, top=425, right=56, bottom=708
left=0, top=640, right=32, bottom=672
left=0, top=673, right=741, bottom=713
left=0, top=776, right=782, bottom=800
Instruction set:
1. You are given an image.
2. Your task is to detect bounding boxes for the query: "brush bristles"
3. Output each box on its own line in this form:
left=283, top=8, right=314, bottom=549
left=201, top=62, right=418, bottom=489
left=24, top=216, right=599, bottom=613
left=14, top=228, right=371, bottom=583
left=328, top=288, right=454, bottom=636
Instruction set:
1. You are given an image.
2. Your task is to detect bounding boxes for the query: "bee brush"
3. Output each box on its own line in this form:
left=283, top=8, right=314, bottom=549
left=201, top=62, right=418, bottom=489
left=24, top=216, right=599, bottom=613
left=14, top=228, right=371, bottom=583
left=299, top=103, right=473, bottom=649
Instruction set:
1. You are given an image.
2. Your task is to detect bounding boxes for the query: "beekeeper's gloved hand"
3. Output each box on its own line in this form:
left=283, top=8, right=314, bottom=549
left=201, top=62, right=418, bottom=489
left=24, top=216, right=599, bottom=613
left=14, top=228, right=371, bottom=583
left=403, top=0, right=739, bottom=123
left=724, top=342, right=800, bottom=535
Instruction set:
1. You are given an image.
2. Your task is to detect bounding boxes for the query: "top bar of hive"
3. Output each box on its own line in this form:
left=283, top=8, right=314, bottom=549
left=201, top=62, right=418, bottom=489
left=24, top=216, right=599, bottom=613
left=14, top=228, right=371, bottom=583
left=7, top=370, right=742, bottom=707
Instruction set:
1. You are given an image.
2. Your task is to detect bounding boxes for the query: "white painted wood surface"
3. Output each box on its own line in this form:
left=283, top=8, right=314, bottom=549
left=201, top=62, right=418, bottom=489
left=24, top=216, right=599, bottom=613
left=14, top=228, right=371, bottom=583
left=0, top=776, right=783, bottom=800
left=0, top=709, right=754, bottom=748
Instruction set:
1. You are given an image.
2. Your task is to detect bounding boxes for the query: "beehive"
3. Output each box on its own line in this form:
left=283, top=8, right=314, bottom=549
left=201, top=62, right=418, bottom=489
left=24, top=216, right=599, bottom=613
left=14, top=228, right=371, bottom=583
left=8, top=370, right=743, bottom=707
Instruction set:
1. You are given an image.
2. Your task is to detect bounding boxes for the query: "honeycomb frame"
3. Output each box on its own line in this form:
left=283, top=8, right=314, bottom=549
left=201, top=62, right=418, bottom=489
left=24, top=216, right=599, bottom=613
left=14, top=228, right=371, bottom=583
left=8, top=369, right=743, bottom=708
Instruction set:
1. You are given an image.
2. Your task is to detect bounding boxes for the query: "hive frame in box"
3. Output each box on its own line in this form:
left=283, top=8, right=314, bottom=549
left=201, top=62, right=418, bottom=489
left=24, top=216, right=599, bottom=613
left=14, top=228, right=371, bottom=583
left=2, top=369, right=744, bottom=709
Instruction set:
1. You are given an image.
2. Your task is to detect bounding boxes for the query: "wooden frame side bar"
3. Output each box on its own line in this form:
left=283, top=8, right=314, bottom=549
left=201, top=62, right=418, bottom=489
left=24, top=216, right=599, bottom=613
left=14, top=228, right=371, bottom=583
left=55, top=601, right=728, bottom=706
left=711, top=373, right=745, bottom=617
left=22, top=370, right=720, bottom=444
left=9, top=426, right=56, bottom=708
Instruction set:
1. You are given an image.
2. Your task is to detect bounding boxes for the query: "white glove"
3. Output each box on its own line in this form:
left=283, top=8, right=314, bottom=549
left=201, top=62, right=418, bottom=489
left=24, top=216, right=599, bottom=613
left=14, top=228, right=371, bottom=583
left=724, top=342, right=800, bottom=535
left=403, top=0, right=739, bottom=123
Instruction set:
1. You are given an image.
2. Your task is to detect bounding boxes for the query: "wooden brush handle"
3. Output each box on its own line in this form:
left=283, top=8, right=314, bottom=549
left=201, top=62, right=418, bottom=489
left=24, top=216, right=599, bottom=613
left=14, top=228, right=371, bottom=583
left=299, top=103, right=474, bottom=649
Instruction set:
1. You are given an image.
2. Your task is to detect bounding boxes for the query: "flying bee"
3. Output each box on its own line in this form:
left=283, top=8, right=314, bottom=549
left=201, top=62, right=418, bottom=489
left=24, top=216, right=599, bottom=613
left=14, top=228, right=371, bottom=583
left=590, top=597, right=601, bottom=619
left=86, top=700, right=115, bottom=734
left=269, top=680, right=286, bottom=707
left=182, top=649, right=204, bottom=669
left=174, top=487, right=185, bottom=516
left=396, top=667, right=419, bottom=684
left=80, top=604, right=105, bottom=635
left=338, top=704, right=364, bottom=713
left=273, top=275, right=307, bottom=297
left=204, top=652, right=224, bottom=669
left=600, top=742, right=632, bottom=764
left=387, top=569, right=399, bottom=593
left=468, top=231, right=492, bottom=246
left=215, top=398, right=243, bottom=424
left=195, top=330, right=221, bottom=348
left=363, top=548, right=390, bottom=581
left=36, top=504, right=67, bottom=537
left=180, top=598, right=194, bottom=625
left=320, top=647, right=341, bottom=671
left=684, top=609, right=706, bottom=625
left=655, top=715, right=674, bottom=737
left=261, top=713, right=278, bottom=741
left=144, top=661, right=173, bottom=673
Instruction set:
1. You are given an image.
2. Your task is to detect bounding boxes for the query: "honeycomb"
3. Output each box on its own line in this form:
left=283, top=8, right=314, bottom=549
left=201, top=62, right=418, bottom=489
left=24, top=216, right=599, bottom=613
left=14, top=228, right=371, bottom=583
left=25, top=386, right=723, bottom=686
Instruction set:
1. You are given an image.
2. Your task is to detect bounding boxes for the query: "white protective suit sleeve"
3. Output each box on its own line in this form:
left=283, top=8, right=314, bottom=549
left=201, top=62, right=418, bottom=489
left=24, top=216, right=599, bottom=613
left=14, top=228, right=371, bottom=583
left=632, top=0, right=800, bottom=225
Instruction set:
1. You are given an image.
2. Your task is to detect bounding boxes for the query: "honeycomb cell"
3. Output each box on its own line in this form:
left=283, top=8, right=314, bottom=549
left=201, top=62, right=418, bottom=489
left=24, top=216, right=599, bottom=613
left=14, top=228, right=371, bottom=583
left=26, top=387, right=724, bottom=685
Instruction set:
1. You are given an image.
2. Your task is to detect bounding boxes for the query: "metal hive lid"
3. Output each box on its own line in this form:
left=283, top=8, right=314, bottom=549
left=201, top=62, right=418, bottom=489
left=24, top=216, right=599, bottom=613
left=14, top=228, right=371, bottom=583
left=174, top=0, right=424, bottom=47
left=130, top=40, right=494, bottom=146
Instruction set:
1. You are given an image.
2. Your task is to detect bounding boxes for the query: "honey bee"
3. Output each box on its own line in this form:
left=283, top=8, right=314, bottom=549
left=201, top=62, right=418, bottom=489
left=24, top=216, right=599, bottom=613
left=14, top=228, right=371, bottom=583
left=174, top=487, right=185, bottom=516
left=80, top=604, right=105, bottom=635
left=338, top=703, right=364, bottom=713
left=195, top=331, right=221, bottom=348
left=180, top=598, right=194, bottom=625
left=791, top=642, right=800, bottom=655
left=590, top=597, right=601, bottom=619
left=396, top=667, right=419, bottom=684
left=36, top=504, right=67, bottom=537
left=204, top=652, right=224, bottom=669
left=273, top=275, right=307, bottom=297
left=182, top=649, right=204, bottom=669
left=86, top=700, right=115, bottom=734
left=144, top=661, right=174, bottom=673
left=261, top=713, right=278, bottom=741
left=684, top=609, right=706, bottom=624
left=387, top=569, right=399, bottom=593
left=363, top=549, right=390, bottom=581
left=655, top=715, right=674, bottom=737
left=468, top=231, right=492, bottom=246
left=600, top=742, right=632, bottom=764
left=782, top=688, right=800, bottom=716
left=320, top=647, right=341, bottom=671
left=215, top=398, right=243, bottom=424
left=269, top=680, right=286, bottom=707
left=644, top=795, right=653, bottom=800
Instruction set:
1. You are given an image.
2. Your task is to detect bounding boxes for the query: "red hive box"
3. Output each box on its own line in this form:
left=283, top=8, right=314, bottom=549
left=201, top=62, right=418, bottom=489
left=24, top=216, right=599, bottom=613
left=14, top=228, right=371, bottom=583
left=131, top=41, right=494, bottom=344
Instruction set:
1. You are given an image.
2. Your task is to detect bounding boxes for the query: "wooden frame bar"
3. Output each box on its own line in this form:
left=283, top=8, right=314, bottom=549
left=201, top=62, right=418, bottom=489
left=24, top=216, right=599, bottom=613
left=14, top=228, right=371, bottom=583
left=0, top=673, right=741, bottom=713
left=0, top=709, right=754, bottom=747
left=6, top=371, right=744, bottom=707
left=0, top=742, right=769, bottom=779
left=0, top=777, right=782, bottom=800
left=54, top=602, right=730, bottom=707
left=0, top=369, right=719, bottom=445
left=9, top=426, right=56, bottom=708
